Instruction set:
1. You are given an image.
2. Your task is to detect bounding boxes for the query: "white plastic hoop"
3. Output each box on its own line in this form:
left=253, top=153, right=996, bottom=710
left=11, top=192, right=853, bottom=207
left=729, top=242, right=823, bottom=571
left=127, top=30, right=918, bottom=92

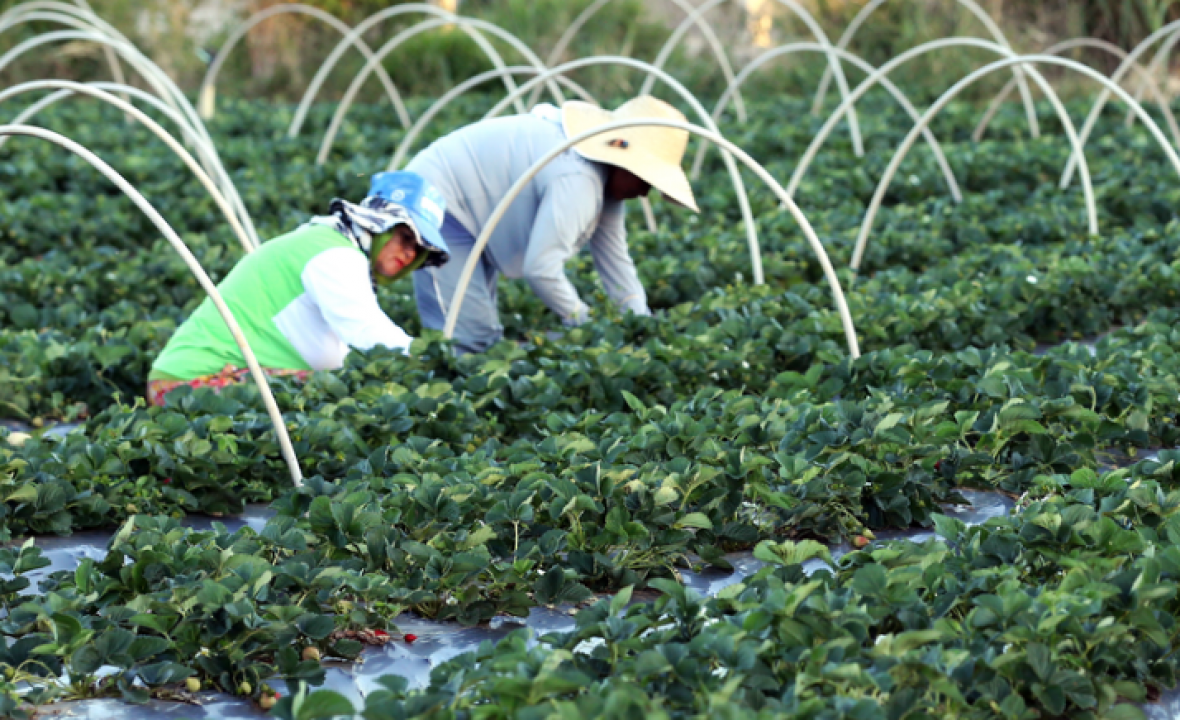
left=785, top=38, right=1077, bottom=202
left=1061, top=19, right=1180, bottom=189
left=388, top=66, right=596, bottom=172
left=706, top=42, right=961, bottom=203
left=539, top=0, right=745, bottom=120
left=0, top=28, right=259, bottom=248
left=317, top=16, right=548, bottom=165
left=973, top=38, right=1179, bottom=147
left=442, top=118, right=859, bottom=358
left=639, top=0, right=862, bottom=155
left=289, top=4, right=560, bottom=139
left=482, top=56, right=763, bottom=285
left=0, top=2, right=128, bottom=93
left=195, top=4, right=408, bottom=128
left=0, top=81, right=255, bottom=254
left=853, top=54, right=1180, bottom=273
left=0, top=124, right=303, bottom=487
left=812, top=0, right=1039, bottom=139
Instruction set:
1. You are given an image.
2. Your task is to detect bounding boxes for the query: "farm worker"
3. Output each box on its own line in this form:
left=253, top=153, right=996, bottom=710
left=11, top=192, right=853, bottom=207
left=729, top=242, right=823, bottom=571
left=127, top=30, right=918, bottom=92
left=146, top=171, right=449, bottom=406
left=406, top=95, right=698, bottom=354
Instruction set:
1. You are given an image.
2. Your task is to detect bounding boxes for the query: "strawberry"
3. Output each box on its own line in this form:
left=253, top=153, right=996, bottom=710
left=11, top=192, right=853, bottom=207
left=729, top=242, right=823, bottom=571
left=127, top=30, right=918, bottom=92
left=404, top=633, right=418, bottom=643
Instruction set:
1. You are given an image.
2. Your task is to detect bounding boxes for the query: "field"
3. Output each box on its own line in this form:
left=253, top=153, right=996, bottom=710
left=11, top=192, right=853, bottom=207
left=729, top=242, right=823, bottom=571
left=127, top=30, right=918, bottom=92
left=5, top=7, right=1180, bottom=719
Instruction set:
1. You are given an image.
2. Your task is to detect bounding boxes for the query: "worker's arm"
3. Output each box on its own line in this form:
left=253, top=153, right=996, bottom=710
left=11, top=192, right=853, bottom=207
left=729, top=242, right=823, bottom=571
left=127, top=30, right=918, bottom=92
left=521, top=173, right=602, bottom=325
left=588, top=199, right=650, bottom=317
left=301, top=247, right=414, bottom=354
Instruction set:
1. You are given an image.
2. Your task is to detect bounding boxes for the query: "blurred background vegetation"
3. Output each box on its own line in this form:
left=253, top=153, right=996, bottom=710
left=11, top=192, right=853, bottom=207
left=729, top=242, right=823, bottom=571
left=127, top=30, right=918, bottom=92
left=1, top=0, right=1179, bottom=104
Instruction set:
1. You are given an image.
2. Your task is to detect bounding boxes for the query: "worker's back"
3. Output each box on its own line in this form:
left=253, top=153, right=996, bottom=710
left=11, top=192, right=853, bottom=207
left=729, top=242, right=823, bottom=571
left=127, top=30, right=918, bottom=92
left=406, top=107, right=608, bottom=279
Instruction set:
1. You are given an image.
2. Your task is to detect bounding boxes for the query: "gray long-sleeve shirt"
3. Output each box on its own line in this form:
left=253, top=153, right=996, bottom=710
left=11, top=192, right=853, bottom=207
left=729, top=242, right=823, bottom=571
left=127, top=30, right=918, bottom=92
left=406, top=105, right=649, bottom=323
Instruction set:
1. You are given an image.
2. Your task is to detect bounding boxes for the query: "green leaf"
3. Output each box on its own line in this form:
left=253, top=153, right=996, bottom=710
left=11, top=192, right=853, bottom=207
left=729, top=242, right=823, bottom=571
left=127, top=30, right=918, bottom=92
left=1027, top=643, right=1053, bottom=681
left=752, top=540, right=831, bottom=567
left=620, top=390, right=646, bottom=414
left=675, top=512, right=713, bottom=530
left=295, top=690, right=356, bottom=720
left=296, top=614, right=335, bottom=641
left=851, top=565, right=888, bottom=597
left=874, top=413, right=906, bottom=436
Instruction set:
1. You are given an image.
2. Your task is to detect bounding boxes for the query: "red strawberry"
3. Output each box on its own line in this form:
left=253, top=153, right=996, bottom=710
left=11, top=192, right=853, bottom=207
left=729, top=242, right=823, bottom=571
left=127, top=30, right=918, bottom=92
left=374, top=629, right=389, bottom=638
left=404, top=633, right=418, bottom=643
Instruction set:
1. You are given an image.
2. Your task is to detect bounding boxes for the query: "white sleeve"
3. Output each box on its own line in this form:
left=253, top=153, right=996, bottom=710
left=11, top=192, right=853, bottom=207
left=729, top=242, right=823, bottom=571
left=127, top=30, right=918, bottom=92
left=588, top=200, right=649, bottom=316
left=520, top=173, right=601, bottom=325
left=301, top=248, right=414, bottom=355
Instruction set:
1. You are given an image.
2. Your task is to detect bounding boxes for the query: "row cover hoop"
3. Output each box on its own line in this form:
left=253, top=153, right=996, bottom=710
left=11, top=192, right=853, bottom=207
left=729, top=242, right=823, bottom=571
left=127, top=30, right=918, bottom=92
left=641, top=0, right=863, bottom=156
left=0, top=80, right=255, bottom=254
left=973, top=37, right=1180, bottom=146
left=0, top=123, right=304, bottom=486
left=0, top=6, right=218, bottom=165
left=315, top=15, right=560, bottom=165
left=382, top=64, right=659, bottom=235
left=784, top=37, right=1088, bottom=206
left=1, top=1, right=128, bottom=98
left=443, top=117, right=860, bottom=358
left=539, top=0, right=747, bottom=122
left=388, top=66, right=597, bottom=172
left=196, top=3, right=409, bottom=130
left=290, top=3, right=562, bottom=139
left=706, top=42, right=962, bottom=203
left=813, top=0, right=1040, bottom=139
left=0, top=20, right=260, bottom=248
left=1061, top=19, right=1180, bottom=189
left=1129, top=25, right=1180, bottom=125
left=479, top=55, right=764, bottom=285
left=853, top=53, right=1180, bottom=273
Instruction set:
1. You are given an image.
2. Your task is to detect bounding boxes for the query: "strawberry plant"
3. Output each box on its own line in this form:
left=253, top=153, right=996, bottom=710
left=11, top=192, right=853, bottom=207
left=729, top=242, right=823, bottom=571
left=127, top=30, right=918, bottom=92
left=2, top=94, right=1180, bottom=716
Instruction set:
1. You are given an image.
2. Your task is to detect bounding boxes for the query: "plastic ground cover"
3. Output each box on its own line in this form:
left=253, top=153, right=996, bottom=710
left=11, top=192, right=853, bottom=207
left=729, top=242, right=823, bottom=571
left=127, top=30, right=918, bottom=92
left=0, top=486, right=1074, bottom=719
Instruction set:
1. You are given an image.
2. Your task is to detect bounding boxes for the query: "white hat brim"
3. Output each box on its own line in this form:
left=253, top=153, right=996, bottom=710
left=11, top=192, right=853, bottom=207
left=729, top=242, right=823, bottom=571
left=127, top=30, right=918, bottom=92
left=562, top=101, right=699, bottom=213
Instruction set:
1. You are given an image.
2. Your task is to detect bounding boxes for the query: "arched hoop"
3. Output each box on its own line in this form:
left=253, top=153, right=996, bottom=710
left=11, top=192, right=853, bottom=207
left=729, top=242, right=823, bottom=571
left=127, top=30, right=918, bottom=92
left=1061, top=19, right=1180, bottom=189
left=0, top=123, right=303, bottom=487
left=541, top=0, right=746, bottom=121
left=388, top=66, right=595, bottom=172
left=0, top=81, right=255, bottom=254
left=316, top=16, right=553, bottom=165
left=705, top=42, right=962, bottom=203
left=973, top=38, right=1179, bottom=147
left=0, top=79, right=257, bottom=251
left=384, top=66, right=660, bottom=233
left=853, top=55, right=1180, bottom=273
left=289, top=4, right=560, bottom=139
left=0, top=28, right=259, bottom=247
left=195, top=4, right=408, bottom=128
left=1129, top=26, right=1180, bottom=127
left=812, top=0, right=1039, bottom=139
left=0, top=1, right=128, bottom=92
left=482, top=56, right=763, bottom=285
left=442, top=118, right=860, bottom=358
left=786, top=38, right=1076, bottom=202
left=639, top=0, right=862, bottom=155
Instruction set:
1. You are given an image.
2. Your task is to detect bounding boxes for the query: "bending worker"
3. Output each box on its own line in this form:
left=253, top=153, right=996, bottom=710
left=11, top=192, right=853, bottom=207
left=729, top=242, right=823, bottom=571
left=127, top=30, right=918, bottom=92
left=406, top=95, right=698, bottom=354
left=148, top=172, right=449, bottom=406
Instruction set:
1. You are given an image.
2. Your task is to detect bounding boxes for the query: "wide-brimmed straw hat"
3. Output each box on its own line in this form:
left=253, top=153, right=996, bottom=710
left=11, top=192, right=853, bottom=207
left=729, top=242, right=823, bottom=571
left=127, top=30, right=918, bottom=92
left=562, top=96, right=699, bottom=212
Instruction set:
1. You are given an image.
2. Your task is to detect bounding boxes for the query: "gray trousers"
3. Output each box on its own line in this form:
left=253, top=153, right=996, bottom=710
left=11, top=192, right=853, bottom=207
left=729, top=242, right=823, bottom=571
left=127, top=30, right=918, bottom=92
left=413, top=215, right=504, bottom=355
